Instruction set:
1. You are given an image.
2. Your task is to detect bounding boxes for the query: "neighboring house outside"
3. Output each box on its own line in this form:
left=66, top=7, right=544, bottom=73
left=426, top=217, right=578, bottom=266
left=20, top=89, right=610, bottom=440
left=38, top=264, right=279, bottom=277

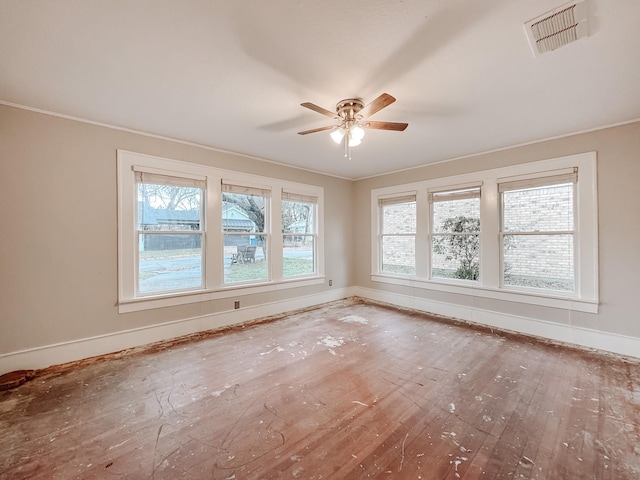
left=139, top=202, right=256, bottom=250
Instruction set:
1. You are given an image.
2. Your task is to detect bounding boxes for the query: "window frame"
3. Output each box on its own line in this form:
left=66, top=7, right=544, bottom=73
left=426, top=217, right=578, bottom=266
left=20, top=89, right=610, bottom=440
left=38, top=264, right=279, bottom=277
left=499, top=171, right=577, bottom=293
left=281, top=190, right=318, bottom=279
left=428, top=185, right=482, bottom=283
left=378, top=193, right=417, bottom=276
left=135, top=170, right=206, bottom=296
left=117, top=150, right=325, bottom=313
left=371, top=152, right=598, bottom=313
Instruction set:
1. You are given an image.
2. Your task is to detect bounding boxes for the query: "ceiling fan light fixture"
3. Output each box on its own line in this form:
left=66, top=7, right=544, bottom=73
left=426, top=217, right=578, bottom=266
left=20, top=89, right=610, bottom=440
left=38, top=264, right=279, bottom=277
left=350, top=125, right=365, bottom=142
left=330, top=127, right=345, bottom=144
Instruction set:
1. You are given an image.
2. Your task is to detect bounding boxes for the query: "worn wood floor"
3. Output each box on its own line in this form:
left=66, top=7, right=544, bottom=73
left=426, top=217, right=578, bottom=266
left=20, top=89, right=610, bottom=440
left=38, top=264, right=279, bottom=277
left=1, top=299, right=639, bottom=479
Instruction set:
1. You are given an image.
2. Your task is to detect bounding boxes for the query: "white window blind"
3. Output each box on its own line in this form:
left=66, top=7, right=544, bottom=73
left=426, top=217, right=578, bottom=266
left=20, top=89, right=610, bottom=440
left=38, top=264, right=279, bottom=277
left=378, top=193, right=417, bottom=206
left=222, top=181, right=271, bottom=197
left=428, top=186, right=481, bottom=203
left=498, top=167, right=577, bottom=193
left=282, top=190, right=318, bottom=203
left=135, top=171, right=205, bottom=189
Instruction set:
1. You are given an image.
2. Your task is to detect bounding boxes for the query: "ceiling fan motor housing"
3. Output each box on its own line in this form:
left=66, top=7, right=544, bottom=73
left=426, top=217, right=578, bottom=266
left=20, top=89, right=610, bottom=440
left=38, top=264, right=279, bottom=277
left=336, top=99, right=364, bottom=124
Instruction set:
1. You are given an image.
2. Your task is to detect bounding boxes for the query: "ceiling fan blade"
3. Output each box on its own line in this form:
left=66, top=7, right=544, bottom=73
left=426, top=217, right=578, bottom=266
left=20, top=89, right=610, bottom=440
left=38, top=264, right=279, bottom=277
left=358, top=93, right=396, bottom=119
left=363, top=120, right=408, bottom=131
left=297, top=125, right=336, bottom=135
left=300, top=102, right=338, bottom=119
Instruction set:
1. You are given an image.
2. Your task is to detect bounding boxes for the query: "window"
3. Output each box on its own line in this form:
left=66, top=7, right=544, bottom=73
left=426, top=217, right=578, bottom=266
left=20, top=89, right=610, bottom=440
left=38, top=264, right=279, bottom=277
left=222, top=182, right=270, bottom=284
left=500, top=170, right=576, bottom=292
left=117, top=150, right=324, bottom=312
left=379, top=195, right=416, bottom=275
left=429, top=187, right=481, bottom=281
left=370, top=152, right=598, bottom=313
left=282, top=191, right=317, bottom=278
left=136, top=172, right=205, bottom=295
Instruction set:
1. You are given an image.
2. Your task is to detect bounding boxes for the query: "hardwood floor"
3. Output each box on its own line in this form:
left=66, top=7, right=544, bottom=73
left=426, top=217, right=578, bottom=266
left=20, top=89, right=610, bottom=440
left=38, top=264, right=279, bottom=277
left=1, top=299, right=639, bottom=479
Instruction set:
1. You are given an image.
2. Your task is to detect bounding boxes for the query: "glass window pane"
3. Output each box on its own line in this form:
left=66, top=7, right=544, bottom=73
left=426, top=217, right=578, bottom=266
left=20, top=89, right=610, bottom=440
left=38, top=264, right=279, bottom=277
left=282, top=200, right=314, bottom=234
left=432, top=234, right=479, bottom=280
left=138, top=183, right=202, bottom=231
left=433, top=198, right=480, bottom=233
left=224, top=235, right=268, bottom=284
left=382, top=202, right=416, bottom=234
left=503, top=183, right=573, bottom=232
left=503, top=234, right=574, bottom=291
left=138, top=233, right=203, bottom=293
left=283, top=235, right=315, bottom=276
left=382, top=236, right=415, bottom=275
left=223, top=192, right=266, bottom=233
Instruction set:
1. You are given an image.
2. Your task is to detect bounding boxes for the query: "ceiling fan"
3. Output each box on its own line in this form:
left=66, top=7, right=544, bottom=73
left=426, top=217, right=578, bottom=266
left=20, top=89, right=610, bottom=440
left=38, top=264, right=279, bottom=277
left=298, top=93, right=408, bottom=160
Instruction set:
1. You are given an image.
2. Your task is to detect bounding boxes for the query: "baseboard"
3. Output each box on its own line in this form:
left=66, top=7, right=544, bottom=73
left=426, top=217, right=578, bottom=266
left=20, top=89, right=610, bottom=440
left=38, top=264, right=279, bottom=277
left=3, top=284, right=637, bottom=376
left=0, top=287, right=356, bottom=375
left=353, top=286, right=640, bottom=360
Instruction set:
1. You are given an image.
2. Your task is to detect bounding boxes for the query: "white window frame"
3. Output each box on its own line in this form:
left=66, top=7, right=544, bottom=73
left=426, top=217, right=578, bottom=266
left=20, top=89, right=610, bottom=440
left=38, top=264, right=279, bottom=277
left=117, top=150, right=325, bottom=313
left=428, top=185, right=482, bottom=283
left=371, top=152, right=598, bottom=313
left=377, top=193, right=418, bottom=276
left=281, top=189, right=319, bottom=279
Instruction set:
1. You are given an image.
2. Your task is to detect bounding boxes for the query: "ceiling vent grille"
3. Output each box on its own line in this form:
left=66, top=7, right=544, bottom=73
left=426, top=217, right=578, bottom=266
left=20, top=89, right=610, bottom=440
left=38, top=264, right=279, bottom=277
left=524, top=1, right=588, bottom=56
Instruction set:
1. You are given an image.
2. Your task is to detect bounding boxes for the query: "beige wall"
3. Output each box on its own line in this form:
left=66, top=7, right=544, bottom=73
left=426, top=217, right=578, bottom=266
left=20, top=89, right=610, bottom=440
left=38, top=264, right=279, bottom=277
left=0, top=105, right=354, bottom=355
left=354, top=121, right=640, bottom=340
left=2, top=103, right=639, bottom=364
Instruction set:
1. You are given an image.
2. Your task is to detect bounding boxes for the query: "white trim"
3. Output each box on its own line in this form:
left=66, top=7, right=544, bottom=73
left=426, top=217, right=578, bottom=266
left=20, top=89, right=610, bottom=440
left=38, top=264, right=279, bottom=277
left=119, top=276, right=325, bottom=313
left=353, top=287, right=640, bottom=360
left=371, top=152, right=598, bottom=310
left=118, top=150, right=325, bottom=312
left=370, top=274, right=597, bottom=313
left=0, top=288, right=356, bottom=375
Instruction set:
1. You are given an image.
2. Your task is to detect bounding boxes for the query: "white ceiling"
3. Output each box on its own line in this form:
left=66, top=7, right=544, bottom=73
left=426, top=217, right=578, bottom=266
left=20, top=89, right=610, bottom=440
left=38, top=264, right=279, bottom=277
left=1, top=0, right=639, bottom=180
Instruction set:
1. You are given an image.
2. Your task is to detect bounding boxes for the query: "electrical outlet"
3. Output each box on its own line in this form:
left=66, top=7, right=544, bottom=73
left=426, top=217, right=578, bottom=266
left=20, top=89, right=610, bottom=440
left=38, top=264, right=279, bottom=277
left=234, top=300, right=240, bottom=309
left=329, top=279, right=333, bottom=286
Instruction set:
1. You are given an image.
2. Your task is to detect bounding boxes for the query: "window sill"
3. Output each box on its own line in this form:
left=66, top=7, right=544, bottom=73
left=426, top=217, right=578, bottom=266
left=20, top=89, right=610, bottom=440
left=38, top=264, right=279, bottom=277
left=118, top=276, right=325, bottom=313
left=370, top=274, right=599, bottom=313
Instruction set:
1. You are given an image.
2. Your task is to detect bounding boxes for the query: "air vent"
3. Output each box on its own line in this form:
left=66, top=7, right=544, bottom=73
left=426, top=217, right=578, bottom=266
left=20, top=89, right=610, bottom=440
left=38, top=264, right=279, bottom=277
left=524, top=1, right=588, bottom=56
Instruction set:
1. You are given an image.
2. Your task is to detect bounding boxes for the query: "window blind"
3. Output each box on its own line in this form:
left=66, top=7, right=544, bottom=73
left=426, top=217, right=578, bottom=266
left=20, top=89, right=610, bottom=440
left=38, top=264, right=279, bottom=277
left=282, top=190, right=318, bottom=203
left=378, top=193, right=416, bottom=206
left=135, top=171, right=205, bottom=189
left=428, top=186, right=481, bottom=203
left=222, top=181, right=271, bottom=197
left=498, top=167, right=578, bottom=193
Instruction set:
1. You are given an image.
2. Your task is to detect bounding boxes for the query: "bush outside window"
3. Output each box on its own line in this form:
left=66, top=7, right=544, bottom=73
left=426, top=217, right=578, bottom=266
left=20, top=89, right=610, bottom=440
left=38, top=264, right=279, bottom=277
left=430, top=187, right=481, bottom=281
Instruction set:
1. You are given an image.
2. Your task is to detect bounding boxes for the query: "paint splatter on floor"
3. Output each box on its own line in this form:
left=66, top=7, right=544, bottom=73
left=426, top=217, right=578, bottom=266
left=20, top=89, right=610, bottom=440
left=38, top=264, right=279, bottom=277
left=338, top=315, right=368, bottom=325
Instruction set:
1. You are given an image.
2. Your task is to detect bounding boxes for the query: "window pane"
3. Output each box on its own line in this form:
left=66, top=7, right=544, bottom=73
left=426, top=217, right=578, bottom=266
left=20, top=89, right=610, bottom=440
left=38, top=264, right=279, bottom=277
left=432, top=234, right=479, bottom=280
left=137, top=179, right=204, bottom=294
left=222, top=192, right=266, bottom=233
left=283, top=235, right=314, bottom=276
left=382, top=201, right=416, bottom=234
left=223, top=191, right=268, bottom=284
left=282, top=200, right=314, bottom=234
left=433, top=198, right=480, bottom=233
left=503, top=183, right=573, bottom=232
left=282, top=199, right=315, bottom=277
left=138, top=183, right=202, bottom=231
left=224, top=235, right=268, bottom=283
left=138, top=233, right=203, bottom=293
left=382, top=236, right=415, bottom=275
left=503, top=234, right=574, bottom=291
left=431, top=194, right=480, bottom=281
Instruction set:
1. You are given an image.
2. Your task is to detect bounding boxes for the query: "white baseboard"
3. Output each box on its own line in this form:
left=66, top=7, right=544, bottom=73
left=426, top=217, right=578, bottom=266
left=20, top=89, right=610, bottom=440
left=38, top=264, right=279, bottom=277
left=0, top=287, right=356, bottom=375
left=353, top=286, right=640, bottom=360
left=2, top=285, right=637, bottom=376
